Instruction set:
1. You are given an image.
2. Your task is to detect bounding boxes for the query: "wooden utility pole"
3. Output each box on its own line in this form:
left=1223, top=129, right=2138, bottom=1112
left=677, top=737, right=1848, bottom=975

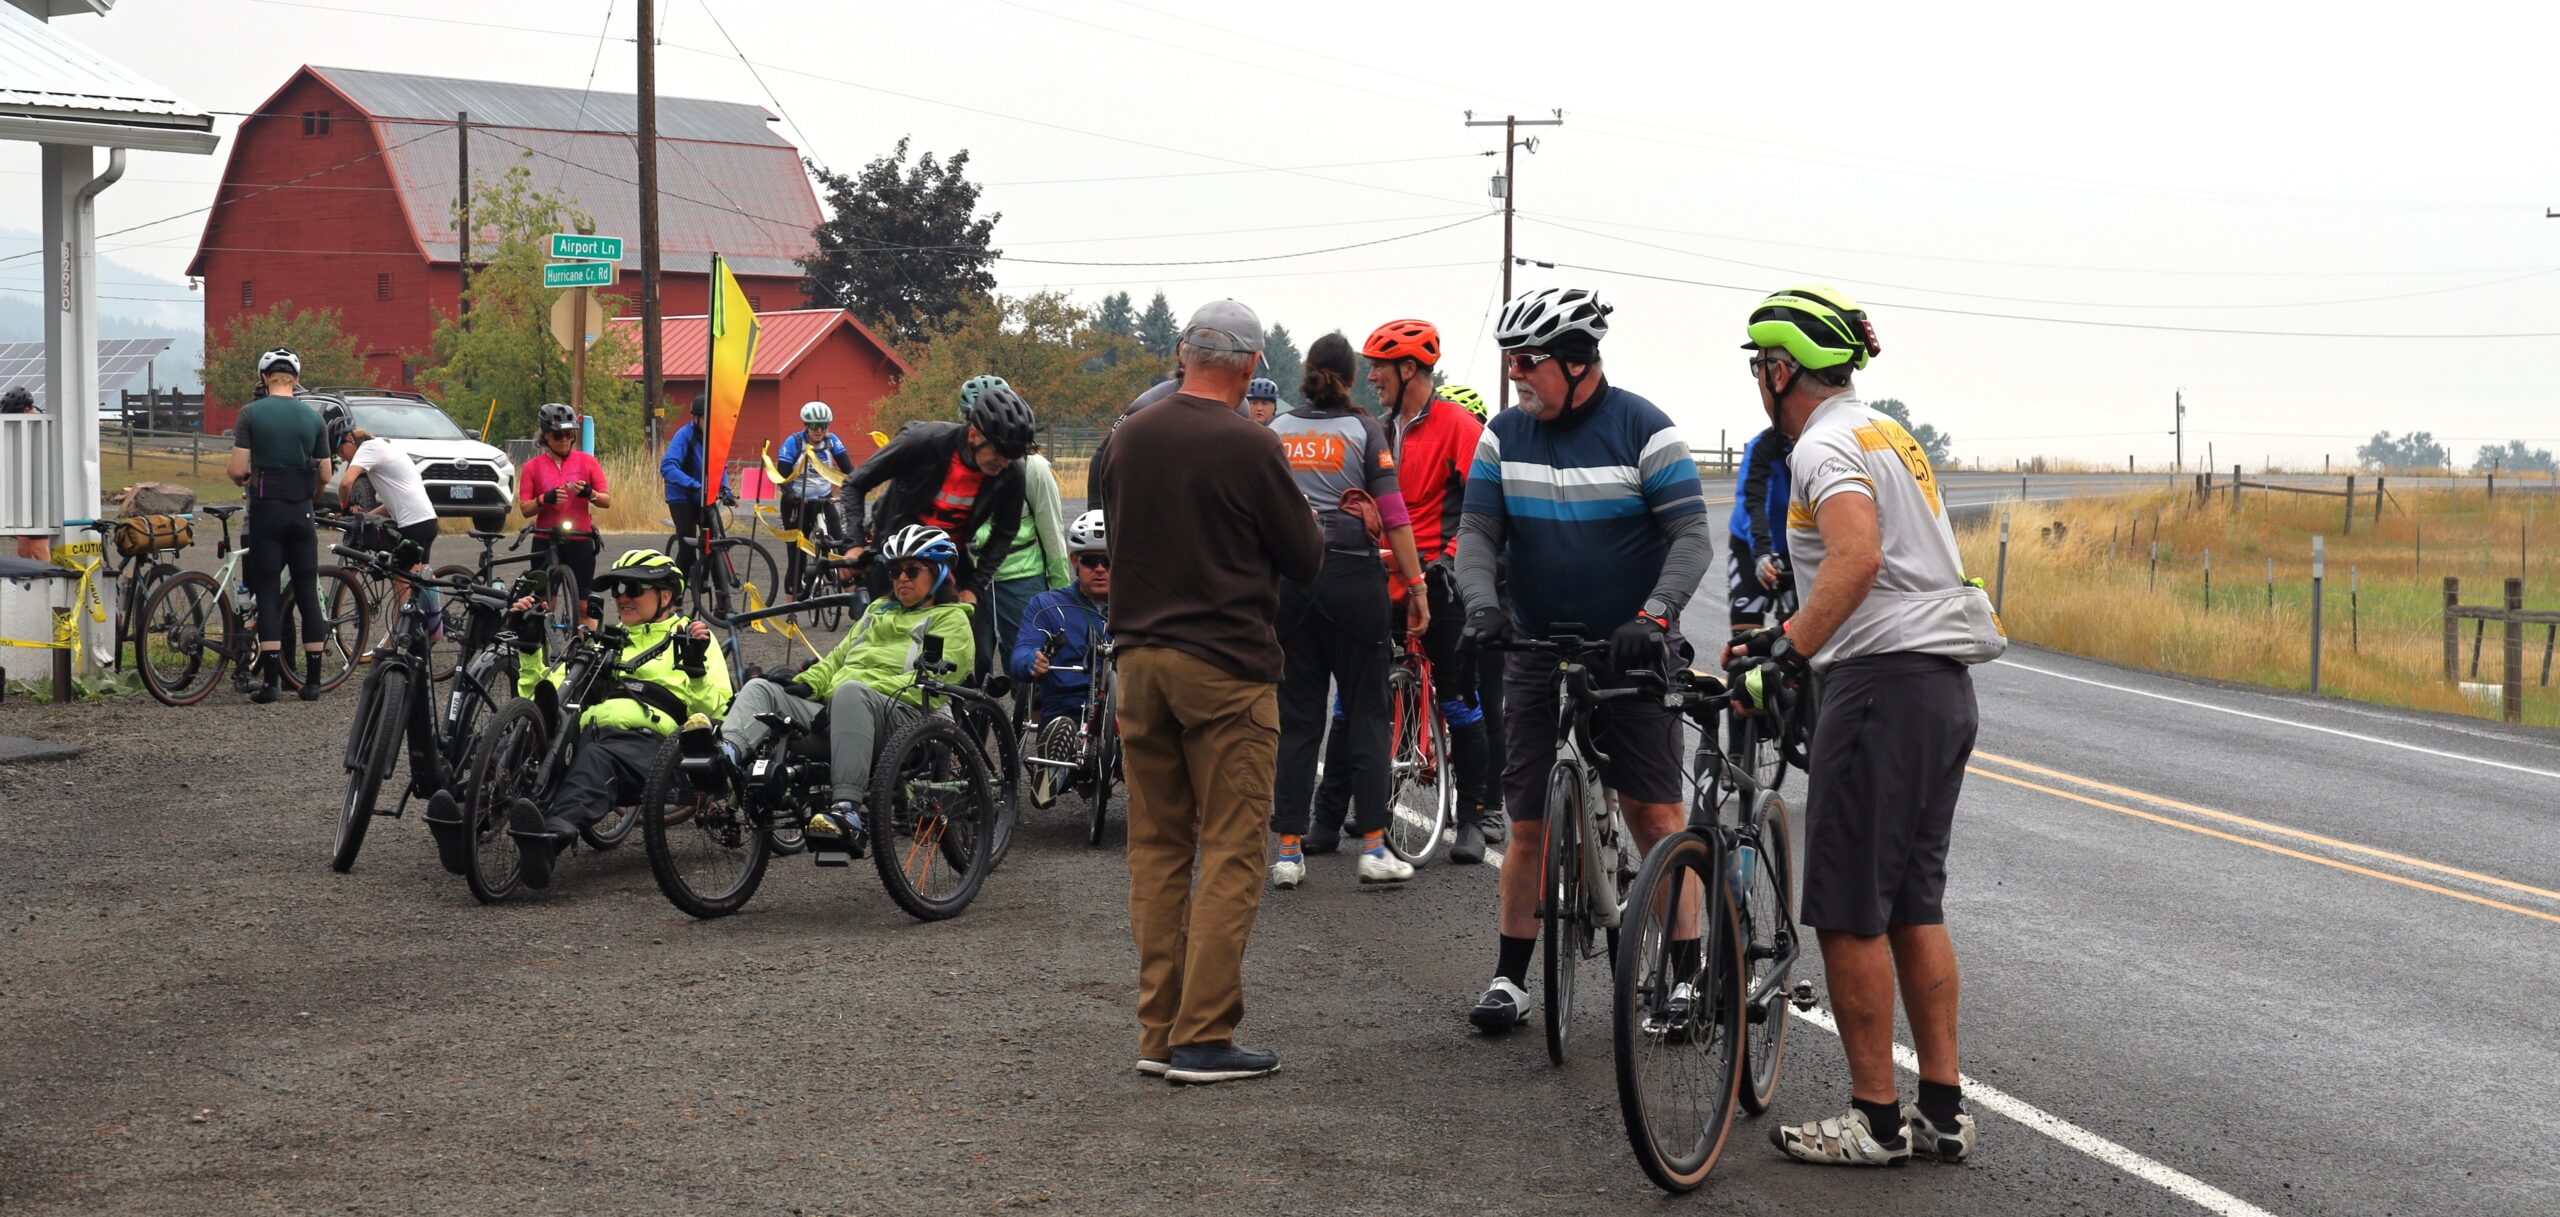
left=2173, top=389, right=2184, bottom=473
left=456, top=111, right=471, bottom=329
left=1464, top=110, right=1562, bottom=413
left=570, top=287, right=588, bottom=414
left=637, top=0, right=665, bottom=432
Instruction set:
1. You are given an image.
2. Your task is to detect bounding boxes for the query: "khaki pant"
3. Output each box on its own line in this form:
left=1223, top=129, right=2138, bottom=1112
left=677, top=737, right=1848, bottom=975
left=1117, top=646, right=1279, bottom=1059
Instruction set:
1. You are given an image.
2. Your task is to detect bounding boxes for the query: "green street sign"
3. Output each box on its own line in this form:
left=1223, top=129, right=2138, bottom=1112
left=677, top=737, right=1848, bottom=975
left=548, top=233, right=624, bottom=262
left=543, top=261, right=616, bottom=289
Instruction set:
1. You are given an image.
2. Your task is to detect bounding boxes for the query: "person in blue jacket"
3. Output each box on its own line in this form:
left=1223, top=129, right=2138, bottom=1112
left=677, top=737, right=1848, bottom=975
left=1728, top=424, right=1797, bottom=633
left=661, top=394, right=736, bottom=581
left=1010, top=509, right=1111, bottom=806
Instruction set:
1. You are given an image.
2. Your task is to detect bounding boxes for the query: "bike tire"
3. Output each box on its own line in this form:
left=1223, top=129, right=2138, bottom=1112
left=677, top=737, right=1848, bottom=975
left=543, top=563, right=579, bottom=662
left=331, top=663, right=406, bottom=872
left=463, top=700, right=547, bottom=903
left=1738, top=791, right=1796, bottom=1115
left=1086, top=678, right=1118, bottom=847
left=279, top=565, right=369, bottom=694
left=424, top=563, right=481, bottom=683
left=641, top=736, right=771, bottom=919
left=969, top=700, right=1022, bottom=870
left=582, top=802, right=641, bottom=851
left=726, top=539, right=779, bottom=617
left=118, top=560, right=178, bottom=672
left=1384, top=667, right=1451, bottom=867
left=1544, top=761, right=1587, bottom=1067
left=136, top=570, right=227, bottom=706
left=868, top=712, right=998, bottom=921
left=1613, top=831, right=1747, bottom=1193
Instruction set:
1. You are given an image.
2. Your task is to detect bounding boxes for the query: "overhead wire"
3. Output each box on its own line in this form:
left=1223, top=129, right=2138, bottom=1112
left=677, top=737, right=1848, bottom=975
left=693, top=0, right=826, bottom=172
left=551, top=0, right=618, bottom=194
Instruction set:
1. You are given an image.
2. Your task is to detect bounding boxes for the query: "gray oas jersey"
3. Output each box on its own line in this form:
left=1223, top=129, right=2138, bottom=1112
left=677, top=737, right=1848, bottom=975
left=1786, top=394, right=2005, bottom=670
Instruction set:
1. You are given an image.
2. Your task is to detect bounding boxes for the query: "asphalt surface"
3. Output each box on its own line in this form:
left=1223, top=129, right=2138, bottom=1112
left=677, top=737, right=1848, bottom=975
left=4, top=490, right=2558, bottom=1215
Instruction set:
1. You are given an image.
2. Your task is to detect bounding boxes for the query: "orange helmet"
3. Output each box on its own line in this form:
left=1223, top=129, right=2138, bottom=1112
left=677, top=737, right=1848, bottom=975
left=1362, top=319, right=1441, bottom=368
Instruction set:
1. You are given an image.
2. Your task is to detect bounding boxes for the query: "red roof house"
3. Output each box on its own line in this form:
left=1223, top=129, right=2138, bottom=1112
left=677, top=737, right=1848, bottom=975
left=188, top=65, right=824, bottom=431
left=610, top=308, right=911, bottom=463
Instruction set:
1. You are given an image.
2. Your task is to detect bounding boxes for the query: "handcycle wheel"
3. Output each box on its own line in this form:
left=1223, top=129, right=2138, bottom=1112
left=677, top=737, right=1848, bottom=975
left=1085, top=681, right=1118, bottom=847
left=582, top=801, right=641, bottom=850
left=965, top=700, right=1022, bottom=870
left=868, top=712, right=998, bottom=921
left=1613, top=831, right=1747, bottom=1193
left=462, top=700, right=548, bottom=903
left=641, top=736, right=772, bottom=918
left=1384, top=666, right=1452, bottom=868
left=1738, top=791, right=1796, bottom=1115
left=332, top=662, right=407, bottom=873
left=136, top=571, right=228, bottom=706
left=1543, top=761, right=1588, bottom=1066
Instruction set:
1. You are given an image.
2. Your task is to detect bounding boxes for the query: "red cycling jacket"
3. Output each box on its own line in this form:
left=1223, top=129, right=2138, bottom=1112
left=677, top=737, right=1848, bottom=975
left=1383, top=396, right=1484, bottom=563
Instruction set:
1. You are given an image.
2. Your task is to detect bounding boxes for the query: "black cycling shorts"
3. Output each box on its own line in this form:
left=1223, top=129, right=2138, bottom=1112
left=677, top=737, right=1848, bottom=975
left=1798, top=652, right=1979, bottom=936
left=1499, top=652, right=1682, bottom=820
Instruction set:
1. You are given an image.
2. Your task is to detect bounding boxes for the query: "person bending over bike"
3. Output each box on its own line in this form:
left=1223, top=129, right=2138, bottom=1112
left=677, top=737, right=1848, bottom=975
left=960, top=375, right=1072, bottom=667
left=505, top=549, right=731, bottom=890
left=842, top=385, right=1034, bottom=663
left=1010, top=509, right=1111, bottom=799
left=715, top=525, right=977, bottom=861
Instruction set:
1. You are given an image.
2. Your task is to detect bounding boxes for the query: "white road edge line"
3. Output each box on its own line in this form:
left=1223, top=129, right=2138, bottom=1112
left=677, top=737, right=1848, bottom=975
left=1993, top=658, right=2560, bottom=780
left=1479, top=846, right=2283, bottom=1217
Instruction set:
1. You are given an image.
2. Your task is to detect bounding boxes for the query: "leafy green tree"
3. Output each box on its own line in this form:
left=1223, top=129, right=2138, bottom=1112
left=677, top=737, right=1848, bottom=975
left=1871, top=397, right=1953, bottom=467
left=800, top=138, right=1001, bottom=346
left=414, top=162, right=645, bottom=448
left=1260, top=322, right=1303, bottom=408
left=1135, top=291, right=1178, bottom=359
left=2471, top=440, right=2557, bottom=475
left=201, top=302, right=372, bottom=414
left=2357, top=430, right=2449, bottom=472
left=1097, top=291, right=1135, bottom=337
left=872, top=292, right=1151, bottom=434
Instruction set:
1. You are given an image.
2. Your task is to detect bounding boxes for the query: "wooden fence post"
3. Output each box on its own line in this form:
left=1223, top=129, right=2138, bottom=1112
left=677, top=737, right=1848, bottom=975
left=1994, top=511, right=2010, bottom=614
left=2344, top=474, right=2355, bottom=536
left=2233, top=464, right=2243, bottom=508
left=2443, top=576, right=2460, bottom=683
left=2504, top=577, right=2525, bottom=724
left=2374, top=475, right=2386, bottom=523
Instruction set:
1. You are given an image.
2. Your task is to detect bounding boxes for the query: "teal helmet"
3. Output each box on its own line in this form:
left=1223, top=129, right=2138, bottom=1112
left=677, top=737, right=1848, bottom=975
left=957, top=374, right=1012, bottom=421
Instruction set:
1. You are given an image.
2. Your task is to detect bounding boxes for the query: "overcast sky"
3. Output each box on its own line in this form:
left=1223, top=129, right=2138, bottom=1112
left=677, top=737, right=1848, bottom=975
left=10, top=0, right=2560, bottom=469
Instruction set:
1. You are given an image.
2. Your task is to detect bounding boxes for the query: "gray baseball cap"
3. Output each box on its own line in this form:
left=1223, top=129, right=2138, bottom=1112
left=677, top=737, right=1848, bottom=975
left=1180, top=299, right=1265, bottom=354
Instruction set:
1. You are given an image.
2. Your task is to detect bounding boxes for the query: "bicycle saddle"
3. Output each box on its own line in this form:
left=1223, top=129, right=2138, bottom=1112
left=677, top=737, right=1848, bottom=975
left=201, top=504, right=245, bottom=519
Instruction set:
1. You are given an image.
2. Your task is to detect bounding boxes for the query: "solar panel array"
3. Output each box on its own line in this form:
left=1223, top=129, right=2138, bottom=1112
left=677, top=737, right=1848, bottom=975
left=0, top=338, right=177, bottom=412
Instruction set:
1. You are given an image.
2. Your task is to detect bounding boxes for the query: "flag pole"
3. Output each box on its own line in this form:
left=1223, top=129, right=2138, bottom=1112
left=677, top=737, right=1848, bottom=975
left=700, top=252, right=721, bottom=617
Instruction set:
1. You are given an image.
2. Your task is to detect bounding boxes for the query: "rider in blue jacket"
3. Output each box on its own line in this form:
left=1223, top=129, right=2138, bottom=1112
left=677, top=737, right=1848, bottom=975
left=1727, top=425, right=1796, bottom=632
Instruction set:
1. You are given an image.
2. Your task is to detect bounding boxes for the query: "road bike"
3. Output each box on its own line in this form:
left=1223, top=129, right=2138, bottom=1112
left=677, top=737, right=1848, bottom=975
left=1382, top=634, right=1456, bottom=868
left=132, top=504, right=368, bottom=706
left=1022, top=627, right=1120, bottom=847
left=644, top=600, right=1002, bottom=922
left=325, top=541, right=526, bottom=874
left=1612, top=663, right=1814, bottom=1192
left=1487, top=628, right=1649, bottom=1067
left=662, top=499, right=778, bottom=629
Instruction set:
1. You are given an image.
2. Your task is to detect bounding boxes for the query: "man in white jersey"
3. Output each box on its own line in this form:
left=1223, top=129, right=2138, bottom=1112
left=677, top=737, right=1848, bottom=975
left=1731, top=287, right=2005, bottom=1168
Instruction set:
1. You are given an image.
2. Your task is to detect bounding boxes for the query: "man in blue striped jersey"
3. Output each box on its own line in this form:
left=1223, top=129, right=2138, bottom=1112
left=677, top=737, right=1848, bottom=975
left=1452, top=287, right=1717, bottom=1033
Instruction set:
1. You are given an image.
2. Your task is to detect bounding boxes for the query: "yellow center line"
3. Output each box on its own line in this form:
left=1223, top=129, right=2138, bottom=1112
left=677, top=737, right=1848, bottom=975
left=1973, top=749, right=2560, bottom=906
left=1966, top=767, right=2560, bottom=928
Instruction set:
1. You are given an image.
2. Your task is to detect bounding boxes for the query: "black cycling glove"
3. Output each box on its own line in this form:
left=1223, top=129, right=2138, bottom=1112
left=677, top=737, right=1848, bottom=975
left=1608, top=612, right=1671, bottom=674
left=1462, top=604, right=1514, bottom=649
left=1726, top=624, right=1809, bottom=679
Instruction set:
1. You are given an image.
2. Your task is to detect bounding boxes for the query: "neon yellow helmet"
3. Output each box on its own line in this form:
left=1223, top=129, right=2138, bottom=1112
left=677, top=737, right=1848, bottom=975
left=594, top=547, right=686, bottom=598
left=1437, top=384, right=1488, bottom=421
left=1742, top=285, right=1878, bottom=373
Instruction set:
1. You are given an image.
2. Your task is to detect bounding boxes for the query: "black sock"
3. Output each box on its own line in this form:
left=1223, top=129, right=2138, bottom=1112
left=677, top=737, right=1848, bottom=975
left=258, top=651, right=282, bottom=683
left=1669, top=937, right=1702, bottom=982
left=1917, top=1079, right=1964, bottom=1127
left=1495, top=935, right=1535, bottom=986
left=303, top=651, right=322, bottom=684
left=1853, top=1097, right=1906, bottom=1145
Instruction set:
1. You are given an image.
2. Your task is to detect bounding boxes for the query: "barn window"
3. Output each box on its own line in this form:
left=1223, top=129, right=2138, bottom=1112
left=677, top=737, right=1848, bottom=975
left=239, top=280, right=253, bottom=308
left=301, top=110, right=332, bottom=137
left=376, top=272, right=392, bottom=301
left=748, top=295, right=763, bottom=311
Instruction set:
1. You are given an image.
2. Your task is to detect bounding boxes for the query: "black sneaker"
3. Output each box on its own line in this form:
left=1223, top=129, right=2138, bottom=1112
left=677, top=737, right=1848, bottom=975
left=1305, top=819, right=1344, bottom=855
left=1163, top=1043, right=1278, bottom=1085
left=507, top=797, right=559, bottom=890
left=424, top=790, right=470, bottom=876
left=1478, top=811, right=1508, bottom=844
left=1450, top=818, right=1487, bottom=865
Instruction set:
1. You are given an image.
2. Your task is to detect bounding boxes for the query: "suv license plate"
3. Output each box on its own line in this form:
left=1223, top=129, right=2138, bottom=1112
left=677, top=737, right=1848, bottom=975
left=448, top=485, right=472, bottom=500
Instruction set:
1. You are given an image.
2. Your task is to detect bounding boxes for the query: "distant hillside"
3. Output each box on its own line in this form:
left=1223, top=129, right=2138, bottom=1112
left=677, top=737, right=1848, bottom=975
left=0, top=229, right=202, bottom=392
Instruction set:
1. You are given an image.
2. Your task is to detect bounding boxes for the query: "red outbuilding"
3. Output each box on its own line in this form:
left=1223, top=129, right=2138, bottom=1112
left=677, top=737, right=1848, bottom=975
left=187, top=65, right=823, bottom=432
left=611, top=308, right=912, bottom=465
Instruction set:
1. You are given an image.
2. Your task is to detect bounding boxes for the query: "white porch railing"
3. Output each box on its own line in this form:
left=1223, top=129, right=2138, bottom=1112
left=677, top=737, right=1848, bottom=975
left=1, top=414, right=58, bottom=535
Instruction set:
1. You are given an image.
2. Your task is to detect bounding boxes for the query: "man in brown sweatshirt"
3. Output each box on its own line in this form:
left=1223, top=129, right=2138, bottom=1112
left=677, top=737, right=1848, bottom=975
left=1092, top=299, right=1322, bottom=1085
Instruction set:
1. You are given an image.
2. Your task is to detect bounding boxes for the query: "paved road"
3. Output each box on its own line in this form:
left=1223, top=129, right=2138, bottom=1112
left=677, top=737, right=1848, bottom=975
left=6, top=493, right=2559, bottom=1214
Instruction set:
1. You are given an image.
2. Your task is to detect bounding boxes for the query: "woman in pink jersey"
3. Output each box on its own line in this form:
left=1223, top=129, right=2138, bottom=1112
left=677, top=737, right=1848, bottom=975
left=518, top=402, right=612, bottom=626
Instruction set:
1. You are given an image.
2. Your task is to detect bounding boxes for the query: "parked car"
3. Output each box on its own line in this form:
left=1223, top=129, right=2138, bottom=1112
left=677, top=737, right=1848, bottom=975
left=306, top=388, right=516, bottom=532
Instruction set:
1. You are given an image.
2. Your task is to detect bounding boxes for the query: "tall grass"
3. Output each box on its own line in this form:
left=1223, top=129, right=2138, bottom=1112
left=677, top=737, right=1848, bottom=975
left=1960, top=485, right=2560, bottom=728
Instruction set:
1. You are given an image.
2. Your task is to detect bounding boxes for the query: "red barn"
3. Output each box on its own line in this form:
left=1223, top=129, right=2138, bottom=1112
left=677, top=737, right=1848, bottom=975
left=613, top=308, right=911, bottom=465
left=187, top=65, right=823, bottom=431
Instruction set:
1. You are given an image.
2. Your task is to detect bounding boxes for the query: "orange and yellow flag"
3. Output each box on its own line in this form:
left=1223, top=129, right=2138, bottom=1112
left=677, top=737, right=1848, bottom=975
left=702, top=252, right=759, bottom=512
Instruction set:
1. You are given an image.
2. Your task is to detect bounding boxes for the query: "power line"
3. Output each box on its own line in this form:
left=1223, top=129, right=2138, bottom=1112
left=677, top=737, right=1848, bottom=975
left=984, top=153, right=1488, bottom=188
left=1007, top=259, right=1480, bottom=291
left=1523, top=257, right=2560, bottom=339
left=693, top=0, right=825, bottom=172
left=1000, top=213, right=1489, bottom=267
left=552, top=0, right=618, bottom=194
left=988, top=0, right=1455, bottom=115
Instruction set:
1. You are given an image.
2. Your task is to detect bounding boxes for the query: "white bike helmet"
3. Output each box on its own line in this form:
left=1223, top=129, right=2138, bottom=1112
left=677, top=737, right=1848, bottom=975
left=1066, top=509, right=1106, bottom=554
left=257, top=347, right=302, bottom=378
left=879, top=524, right=957, bottom=565
left=1494, top=286, right=1611, bottom=351
left=799, top=401, right=834, bottom=425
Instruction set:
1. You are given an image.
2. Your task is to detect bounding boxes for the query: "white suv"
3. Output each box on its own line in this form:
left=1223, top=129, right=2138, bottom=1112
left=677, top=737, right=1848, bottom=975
left=316, top=390, right=518, bottom=531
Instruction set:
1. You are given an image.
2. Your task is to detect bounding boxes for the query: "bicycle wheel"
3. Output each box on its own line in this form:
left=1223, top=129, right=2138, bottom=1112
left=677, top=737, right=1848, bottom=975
left=118, top=560, right=178, bottom=672
left=721, top=539, right=779, bottom=618
left=333, top=663, right=408, bottom=873
left=136, top=571, right=228, bottom=706
left=463, top=700, right=548, bottom=903
left=1384, top=668, right=1452, bottom=867
left=281, top=566, right=369, bottom=694
left=869, top=713, right=998, bottom=921
left=641, top=736, right=771, bottom=919
left=543, top=563, right=579, bottom=660
left=1613, top=831, right=1747, bottom=1193
left=1737, top=709, right=1786, bottom=794
left=1085, top=680, right=1118, bottom=847
left=582, top=801, right=641, bottom=851
left=1738, top=791, right=1796, bottom=1115
left=967, top=701, right=1022, bottom=870
left=1543, top=761, right=1589, bottom=1066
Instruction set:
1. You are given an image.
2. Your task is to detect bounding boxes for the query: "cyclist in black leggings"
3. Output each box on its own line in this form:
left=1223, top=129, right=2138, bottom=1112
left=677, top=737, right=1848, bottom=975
left=225, top=347, right=336, bottom=703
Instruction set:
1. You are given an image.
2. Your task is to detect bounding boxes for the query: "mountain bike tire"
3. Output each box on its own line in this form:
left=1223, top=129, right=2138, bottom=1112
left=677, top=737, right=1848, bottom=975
left=332, top=662, right=407, bottom=873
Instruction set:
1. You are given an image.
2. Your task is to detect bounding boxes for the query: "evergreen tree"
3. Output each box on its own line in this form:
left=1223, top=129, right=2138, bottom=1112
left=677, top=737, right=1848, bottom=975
left=1097, top=291, right=1135, bottom=337
left=1260, top=323, right=1303, bottom=407
left=1135, top=291, right=1179, bottom=358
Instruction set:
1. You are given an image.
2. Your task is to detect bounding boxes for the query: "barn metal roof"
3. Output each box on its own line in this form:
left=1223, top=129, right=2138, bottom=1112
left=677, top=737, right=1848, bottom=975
left=606, top=309, right=912, bottom=380
left=312, top=66, right=792, bottom=146
left=0, top=2, right=216, bottom=153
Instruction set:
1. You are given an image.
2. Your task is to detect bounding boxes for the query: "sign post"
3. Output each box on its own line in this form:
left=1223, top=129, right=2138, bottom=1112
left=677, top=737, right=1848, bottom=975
left=545, top=232, right=622, bottom=423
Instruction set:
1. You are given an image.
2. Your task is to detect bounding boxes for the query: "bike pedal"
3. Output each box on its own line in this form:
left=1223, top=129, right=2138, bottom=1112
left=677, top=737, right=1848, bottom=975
left=810, top=849, right=851, bottom=868
left=1789, top=979, right=1820, bottom=1012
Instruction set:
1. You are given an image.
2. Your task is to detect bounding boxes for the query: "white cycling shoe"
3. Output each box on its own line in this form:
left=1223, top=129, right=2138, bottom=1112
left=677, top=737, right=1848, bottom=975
left=1355, top=846, right=1415, bottom=885
left=1772, top=1108, right=1912, bottom=1167
left=1270, top=855, right=1305, bottom=890
left=1903, top=1103, right=1976, bottom=1163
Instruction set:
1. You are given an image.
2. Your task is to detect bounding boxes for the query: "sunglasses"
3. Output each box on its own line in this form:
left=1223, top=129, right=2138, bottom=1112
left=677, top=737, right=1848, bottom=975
left=1076, top=554, right=1110, bottom=571
left=610, top=586, right=653, bottom=599
left=889, top=563, right=934, bottom=581
left=1503, top=350, right=1561, bottom=375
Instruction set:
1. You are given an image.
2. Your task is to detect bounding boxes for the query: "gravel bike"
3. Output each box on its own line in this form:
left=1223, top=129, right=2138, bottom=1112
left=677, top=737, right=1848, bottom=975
left=70, top=514, right=187, bottom=680
left=1487, top=628, right=1648, bottom=1067
left=1612, top=664, right=1813, bottom=1192
left=644, top=602, right=1001, bottom=922
left=1021, top=626, right=1119, bottom=847
left=663, top=499, right=778, bottom=629
left=431, top=524, right=553, bottom=669
left=1382, top=634, right=1455, bottom=868
left=133, top=504, right=368, bottom=706
left=325, top=542, right=522, bottom=874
